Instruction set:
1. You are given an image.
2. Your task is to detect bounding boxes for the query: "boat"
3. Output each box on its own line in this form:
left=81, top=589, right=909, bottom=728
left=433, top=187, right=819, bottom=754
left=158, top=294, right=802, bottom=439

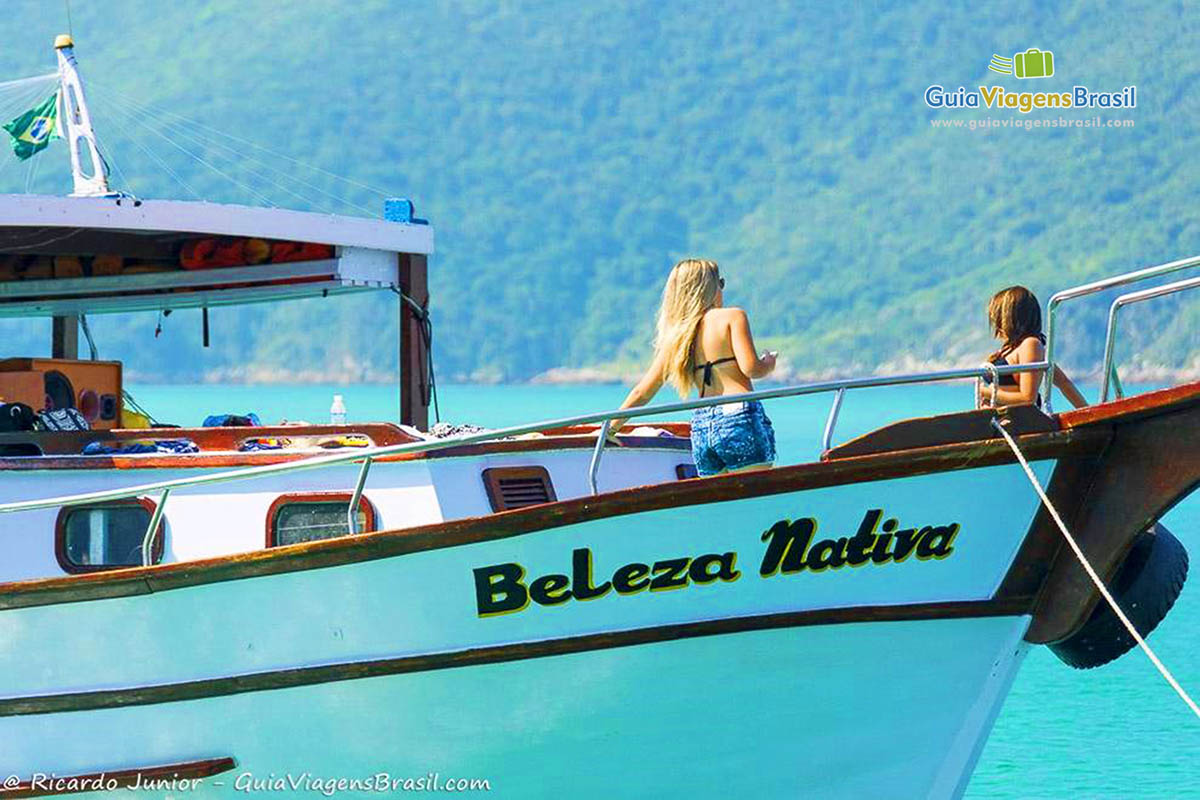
left=0, top=36, right=1194, bottom=798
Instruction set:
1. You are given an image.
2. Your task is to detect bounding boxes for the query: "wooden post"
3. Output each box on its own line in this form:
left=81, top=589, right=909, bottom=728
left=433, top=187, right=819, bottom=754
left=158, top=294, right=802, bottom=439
left=398, top=254, right=430, bottom=431
left=51, top=314, right=78, bottom=360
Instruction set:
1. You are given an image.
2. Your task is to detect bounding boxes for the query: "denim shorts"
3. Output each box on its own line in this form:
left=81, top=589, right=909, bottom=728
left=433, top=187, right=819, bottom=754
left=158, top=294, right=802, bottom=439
left=689, top=400, right=776, bottom=477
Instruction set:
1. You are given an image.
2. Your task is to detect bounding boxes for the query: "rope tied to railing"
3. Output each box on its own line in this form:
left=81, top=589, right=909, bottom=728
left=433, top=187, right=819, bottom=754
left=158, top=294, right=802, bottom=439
left=982, top=361, right=999, bottom=408
left=393, top=288, right=440, bottom=424
left=990, top=417, right=1200, bottom=720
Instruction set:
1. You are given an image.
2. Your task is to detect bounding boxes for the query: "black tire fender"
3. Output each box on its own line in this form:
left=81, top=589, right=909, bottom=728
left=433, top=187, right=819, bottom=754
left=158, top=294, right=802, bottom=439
left=1049, top=522, right=1188, bottom=670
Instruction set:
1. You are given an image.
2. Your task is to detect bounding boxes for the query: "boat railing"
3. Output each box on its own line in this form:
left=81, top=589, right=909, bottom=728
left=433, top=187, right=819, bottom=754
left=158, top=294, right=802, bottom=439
left=1099, top=274, right=1200, bottom=403
left=0, top=362, right=1047, bottom=567
left=1045, top=253, right=1200, bottom=411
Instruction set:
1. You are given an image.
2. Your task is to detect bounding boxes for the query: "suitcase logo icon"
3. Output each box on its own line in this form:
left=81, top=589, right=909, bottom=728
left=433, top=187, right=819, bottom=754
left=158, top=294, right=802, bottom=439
left=988, top=48, right=1055, bottom=79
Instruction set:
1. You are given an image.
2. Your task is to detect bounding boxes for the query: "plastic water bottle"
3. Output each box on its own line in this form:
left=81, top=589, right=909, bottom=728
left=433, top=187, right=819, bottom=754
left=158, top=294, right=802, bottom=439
left=330, top=394, right=347, bottom=425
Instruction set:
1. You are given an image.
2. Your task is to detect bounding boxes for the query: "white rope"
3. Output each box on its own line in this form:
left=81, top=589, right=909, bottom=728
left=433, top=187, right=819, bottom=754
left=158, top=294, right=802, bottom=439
left=0, top=72, right=57, bottom=92
left=991, top=417, right=1200, bottom=719
left=90, top=84, right=375, bottom=215
left=982, top=361, right=999, bottom=408
left=91, top=126, right=132, bottom=195
left=93, top=86, right=287, bottom=207
left=88, top=94, right=203, bottom=200
left=106, top=89, right=356, bottom=213
left=0, top=77, right=57, bottom=193
left=0, top=80, right=60, bottom=193
left=0, top=77, right=56, bottom=123
left=0, top=80, right=57, bottom=130
left=93, top=87, right=278, bottom=207
left=28, top=76, right=392, bottom=214
left=90, top=79, right=394, bottom=199
left=7, top=227, right=85, bottom=251
left=24, top=145, right=42, bottom=193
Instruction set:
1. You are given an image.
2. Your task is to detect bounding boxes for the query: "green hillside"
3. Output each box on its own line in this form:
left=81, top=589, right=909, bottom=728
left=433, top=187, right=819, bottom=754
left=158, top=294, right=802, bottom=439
left=0, top=0, right=1196, bottom=384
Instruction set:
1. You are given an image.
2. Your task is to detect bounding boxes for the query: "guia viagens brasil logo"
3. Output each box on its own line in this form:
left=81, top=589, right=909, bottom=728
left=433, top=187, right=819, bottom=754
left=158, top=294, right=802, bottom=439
left=925, top=48, right=1135, bottom=113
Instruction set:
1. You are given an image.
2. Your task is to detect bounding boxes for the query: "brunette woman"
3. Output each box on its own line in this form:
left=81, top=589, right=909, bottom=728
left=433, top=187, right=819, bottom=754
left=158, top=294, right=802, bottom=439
left=979, top=285, right=1088, bottom=409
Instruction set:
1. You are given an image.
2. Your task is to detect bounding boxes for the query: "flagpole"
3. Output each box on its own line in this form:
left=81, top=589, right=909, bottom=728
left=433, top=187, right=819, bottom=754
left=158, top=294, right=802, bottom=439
left=54, top=34, right=110, bottom=197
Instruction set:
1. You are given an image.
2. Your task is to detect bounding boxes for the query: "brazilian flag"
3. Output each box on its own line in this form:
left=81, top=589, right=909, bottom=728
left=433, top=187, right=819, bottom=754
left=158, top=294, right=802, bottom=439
left=3, top=92, right=60, bottom=160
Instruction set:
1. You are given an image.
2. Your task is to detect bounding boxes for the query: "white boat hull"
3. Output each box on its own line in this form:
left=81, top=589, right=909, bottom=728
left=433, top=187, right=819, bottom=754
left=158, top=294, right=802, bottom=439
left=3, top=616, right=1030, bottom=799
left=0, top=461, right=1052, bottom=797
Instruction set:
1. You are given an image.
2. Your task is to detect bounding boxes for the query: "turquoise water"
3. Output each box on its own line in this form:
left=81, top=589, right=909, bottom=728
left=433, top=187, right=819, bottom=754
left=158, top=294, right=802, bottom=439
left=130, top=382, right=1200, bottom=799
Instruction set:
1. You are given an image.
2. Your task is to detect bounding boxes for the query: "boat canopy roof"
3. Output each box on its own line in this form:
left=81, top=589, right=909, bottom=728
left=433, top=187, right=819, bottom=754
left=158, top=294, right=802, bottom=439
left=0, top=194, right=434, bottom=317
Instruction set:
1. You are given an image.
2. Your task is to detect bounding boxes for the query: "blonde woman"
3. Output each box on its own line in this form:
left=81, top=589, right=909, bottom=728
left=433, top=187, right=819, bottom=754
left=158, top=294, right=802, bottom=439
left=611, top=259, right=778, bottom=476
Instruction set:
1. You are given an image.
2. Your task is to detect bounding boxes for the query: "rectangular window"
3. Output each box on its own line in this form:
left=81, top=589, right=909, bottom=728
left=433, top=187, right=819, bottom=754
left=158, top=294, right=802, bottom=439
left=55, top=499, right=163, bottom=573
left=267, top=493, right=376, bottom=547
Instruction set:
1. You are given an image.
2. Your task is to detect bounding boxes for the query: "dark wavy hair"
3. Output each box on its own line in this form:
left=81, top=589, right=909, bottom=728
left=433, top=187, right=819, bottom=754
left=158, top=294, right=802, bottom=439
left=988, top=286, right=1043, bottom=351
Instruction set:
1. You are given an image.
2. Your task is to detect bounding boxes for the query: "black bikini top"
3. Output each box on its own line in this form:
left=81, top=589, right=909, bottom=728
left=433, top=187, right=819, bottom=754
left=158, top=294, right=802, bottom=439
left=989, top=334, right=1046, bottom=387
left=694, top=356, right=738, bottom=398
left=989, top=351, right=1019, bottom=387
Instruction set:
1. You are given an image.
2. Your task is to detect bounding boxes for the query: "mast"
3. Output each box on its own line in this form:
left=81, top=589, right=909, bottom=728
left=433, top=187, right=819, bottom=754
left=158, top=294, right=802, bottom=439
left=53, top=34, right=110, bottom=197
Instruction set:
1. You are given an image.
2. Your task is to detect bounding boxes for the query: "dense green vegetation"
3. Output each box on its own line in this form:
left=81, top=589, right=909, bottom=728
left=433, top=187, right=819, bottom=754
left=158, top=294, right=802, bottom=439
left=0, top=0, right=1196, bottom=383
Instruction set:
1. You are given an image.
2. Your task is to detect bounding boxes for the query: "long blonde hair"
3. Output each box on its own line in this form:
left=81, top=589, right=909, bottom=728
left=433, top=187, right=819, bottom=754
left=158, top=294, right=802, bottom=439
left=654, top=258, right=722, bottom=397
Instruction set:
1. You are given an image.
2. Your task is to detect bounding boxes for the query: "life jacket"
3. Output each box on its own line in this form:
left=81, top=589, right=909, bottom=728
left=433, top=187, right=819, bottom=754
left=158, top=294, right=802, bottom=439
left=269, top=241, right=335, bottom=263
left=180, top=237, right=272, bottom=270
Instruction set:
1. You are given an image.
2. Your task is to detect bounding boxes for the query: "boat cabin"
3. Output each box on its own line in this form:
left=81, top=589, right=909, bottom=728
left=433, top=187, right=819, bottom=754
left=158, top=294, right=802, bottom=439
left=0, top=36, right=695, bottom=584
left=0, top=190, right=699, bottom=582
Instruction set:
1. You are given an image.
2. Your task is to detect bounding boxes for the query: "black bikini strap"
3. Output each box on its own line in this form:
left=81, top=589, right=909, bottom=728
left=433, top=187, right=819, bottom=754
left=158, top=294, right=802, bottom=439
left=693, top=356, right=737, bottom=374
left=694, top=356, right=737, bottom=398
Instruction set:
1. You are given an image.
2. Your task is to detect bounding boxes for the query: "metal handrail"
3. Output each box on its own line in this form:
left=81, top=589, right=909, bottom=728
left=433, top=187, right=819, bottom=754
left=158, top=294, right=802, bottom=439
left=588, top=420, right=611, bottom=495
left=0, top=361, right=1048, bottom=517
left=347, top=456, right=374, bottom=534
left=1108, top=362, right=1125, bottom=400
left=141, top=488, right=169, bottom=567
left=821, top=388, right=846, bottom=452
left=1044, top=253, right=1200, bottom=410
left=1100, top=273, right=1200, bottom=402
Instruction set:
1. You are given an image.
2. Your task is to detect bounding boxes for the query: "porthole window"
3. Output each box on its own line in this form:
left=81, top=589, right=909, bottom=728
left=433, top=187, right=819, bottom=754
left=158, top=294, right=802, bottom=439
left=55, top=498, right=163, bottom=573
left=266, top=493, right=376, bottom=547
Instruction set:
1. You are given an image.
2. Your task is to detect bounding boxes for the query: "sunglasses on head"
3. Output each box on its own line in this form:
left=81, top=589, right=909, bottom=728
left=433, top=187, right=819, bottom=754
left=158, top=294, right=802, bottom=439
left=718, top=277, right=725, bottom=289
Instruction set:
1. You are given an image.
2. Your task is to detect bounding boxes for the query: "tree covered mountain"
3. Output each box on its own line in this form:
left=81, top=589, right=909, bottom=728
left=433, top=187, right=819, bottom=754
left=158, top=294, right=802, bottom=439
left=0, top=0, right=1195, bottom=383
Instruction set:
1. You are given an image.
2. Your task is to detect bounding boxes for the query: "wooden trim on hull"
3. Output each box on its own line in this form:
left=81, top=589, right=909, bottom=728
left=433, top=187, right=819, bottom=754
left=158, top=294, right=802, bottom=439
left=824, top=405, right=1058, bottom=460
left=1027, top=394, right=1200, bottom=642
left=995, top=453, right=1103, bottom=600
left=0, top=432, right=689, bottom=471
left=2, top=757, right=236, bottom=797
left=0, top=423, right=418, bottom=457
left=819, top=380, right=1200, bottom=644
left=1058, top=380, right=1200, bottom=428
left=0, top=426, right=1107, bottom=612
left=0, top=598, right=1031, bottom=718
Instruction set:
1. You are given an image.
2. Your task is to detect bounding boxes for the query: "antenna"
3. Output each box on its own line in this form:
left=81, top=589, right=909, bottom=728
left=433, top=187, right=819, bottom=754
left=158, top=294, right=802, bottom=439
left=53, top=35, right=110, bottom=197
